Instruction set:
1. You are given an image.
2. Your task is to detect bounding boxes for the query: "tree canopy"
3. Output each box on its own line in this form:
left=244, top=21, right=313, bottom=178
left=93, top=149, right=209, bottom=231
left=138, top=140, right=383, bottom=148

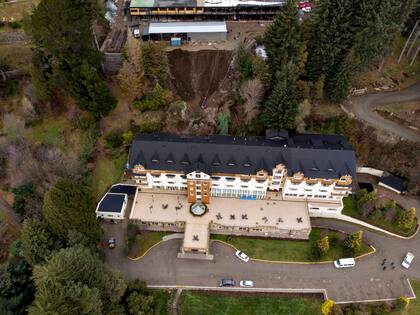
left=26, top=0, right=116, bottom=117
left=20, top=218, right=61, bottom=266
left=43, top=179, right=101, bottom=243
left=264, top=0, right=307, bottom=82
left=262, top=63, right=302, bottom=130
left=29, top=245, right=126, bottom=315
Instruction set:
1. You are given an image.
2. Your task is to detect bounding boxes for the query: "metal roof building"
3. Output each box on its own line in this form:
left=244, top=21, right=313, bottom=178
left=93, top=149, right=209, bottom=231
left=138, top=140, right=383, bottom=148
left=147, top=21, right=227, bottom=40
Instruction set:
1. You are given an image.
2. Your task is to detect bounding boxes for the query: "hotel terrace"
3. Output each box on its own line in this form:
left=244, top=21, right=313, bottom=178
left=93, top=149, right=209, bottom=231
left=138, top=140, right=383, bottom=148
left=125, top=131, right=357, bottom=259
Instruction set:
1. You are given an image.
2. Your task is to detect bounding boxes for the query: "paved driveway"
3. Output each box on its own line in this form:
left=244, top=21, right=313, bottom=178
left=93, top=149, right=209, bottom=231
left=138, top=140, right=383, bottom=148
left=104, top=217, right=419, bottom=303
left=345, top=83, right=420, bottom=142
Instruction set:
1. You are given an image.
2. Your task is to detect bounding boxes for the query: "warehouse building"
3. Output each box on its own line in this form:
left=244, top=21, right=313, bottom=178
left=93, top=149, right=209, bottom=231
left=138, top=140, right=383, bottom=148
left=145, top=21, right=227, bottom=41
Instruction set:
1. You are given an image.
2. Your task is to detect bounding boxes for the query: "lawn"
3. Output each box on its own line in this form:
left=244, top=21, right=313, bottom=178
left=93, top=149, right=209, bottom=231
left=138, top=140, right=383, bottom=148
left=91, top=153, right=127, bottom=199
left=342, top=196, right=418, bottom=237
left=211, top=228, right=373, bottom=262
left=146, top=289, right=173, bottom=315
left=390, top=279, right=420, bottom=315
left=180, top=291, right=322, bottom=315
left=128, top=231, right=170, bottom=258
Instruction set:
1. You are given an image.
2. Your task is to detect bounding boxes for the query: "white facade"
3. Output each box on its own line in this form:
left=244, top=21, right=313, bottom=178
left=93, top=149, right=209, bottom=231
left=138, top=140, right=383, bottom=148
left=95, top=193, right=128, bottom=220
left=132, top=163, right=351, bottom=212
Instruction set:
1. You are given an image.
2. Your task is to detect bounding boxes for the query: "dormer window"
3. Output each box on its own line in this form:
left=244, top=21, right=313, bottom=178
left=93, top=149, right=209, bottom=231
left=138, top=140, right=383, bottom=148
left=244, top=163, right=251, bottom=167
left=166, top=159, right=174, bottom=163
left=152, top=159, right=159, bottom=163
left=311, top=167, right=319, bottom=171
left=212, top=162, right=221, bottom=166
left=228, top=162, right=235, bottom=166
left=327, top=168, right=334, bottom=172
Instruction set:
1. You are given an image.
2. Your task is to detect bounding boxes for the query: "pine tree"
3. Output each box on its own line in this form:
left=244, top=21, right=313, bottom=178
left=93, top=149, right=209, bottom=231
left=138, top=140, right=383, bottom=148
left=262, top=62, right=302, bottom=130
left=264, top=0, right=307, bottom=83
left=29, top=245, right=126, bottom=314
left=326, top=48, right=360, bottom=103
left=20, top=218, right=60, bottom=266
left=43, top=179, right=101, bottom=243
left=306, top=0, right=354, bottom=81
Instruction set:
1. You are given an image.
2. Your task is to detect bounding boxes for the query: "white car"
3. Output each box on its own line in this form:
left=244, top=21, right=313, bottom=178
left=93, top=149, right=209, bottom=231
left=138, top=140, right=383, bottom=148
left=239, top=280, right=254, bottom=288
left=133, top=29, right=141, bottom=38
left=402, top=252, right=414, bottom=269
left=235, top=250, right=250, bottom=263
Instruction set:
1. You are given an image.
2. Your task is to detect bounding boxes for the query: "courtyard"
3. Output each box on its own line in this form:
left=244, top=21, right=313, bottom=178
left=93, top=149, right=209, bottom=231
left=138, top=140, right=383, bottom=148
left=129, top=190, right=312, bottom=244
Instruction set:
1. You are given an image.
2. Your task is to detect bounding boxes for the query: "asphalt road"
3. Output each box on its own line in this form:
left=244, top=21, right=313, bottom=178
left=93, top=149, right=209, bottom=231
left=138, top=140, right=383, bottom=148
left=104, top=217, right=419, bottom=303
left=345, top=83, right=420, bottom=142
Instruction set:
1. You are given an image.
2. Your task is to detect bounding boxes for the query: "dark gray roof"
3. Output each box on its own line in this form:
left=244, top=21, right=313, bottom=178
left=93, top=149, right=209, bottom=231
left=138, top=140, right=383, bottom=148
left=109, top=184, right=137, bottom=196
left=380, top=173, right=406, bottom=192
left=97, top=194, right=126, bottom=213
left=128, top=133, right=357, bottom=180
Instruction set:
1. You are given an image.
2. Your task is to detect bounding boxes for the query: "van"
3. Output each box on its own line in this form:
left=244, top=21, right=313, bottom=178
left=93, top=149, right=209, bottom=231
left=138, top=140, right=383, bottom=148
left=334, top=258, right=355, bottom=268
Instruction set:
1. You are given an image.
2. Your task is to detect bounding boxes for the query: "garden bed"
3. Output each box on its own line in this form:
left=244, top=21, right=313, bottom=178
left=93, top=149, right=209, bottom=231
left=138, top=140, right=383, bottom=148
left=211, top=228, right=372, bottom=262
left=342, top=196, right=418, bottom=237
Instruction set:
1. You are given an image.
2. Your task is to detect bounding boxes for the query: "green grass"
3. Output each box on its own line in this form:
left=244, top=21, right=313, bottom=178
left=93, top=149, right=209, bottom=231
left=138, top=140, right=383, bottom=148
left=342, top=197, right=418, bottom=237
left=180, top=291, right=322, bottom=315
left=129, top=231, right=170, bottom=258
left=0, top=0, right=38, bottom=20
left=211, top=228, right=372, bottom=262
left=390, top=280, right=420, bottom=315
left=146, top=289, right=173, bottom=315
left=91, top=153, right=127, bottom=199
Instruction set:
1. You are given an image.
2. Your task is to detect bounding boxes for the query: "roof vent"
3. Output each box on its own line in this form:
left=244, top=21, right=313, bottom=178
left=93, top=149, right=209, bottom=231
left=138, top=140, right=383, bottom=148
left=265, top=129, right=289, bottom=141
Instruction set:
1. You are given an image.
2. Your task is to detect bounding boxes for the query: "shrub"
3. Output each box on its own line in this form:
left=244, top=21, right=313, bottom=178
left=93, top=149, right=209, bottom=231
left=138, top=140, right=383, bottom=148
left=396, top=207, right=417, bottom=230
left=316, top=236, right=330, bottom=256
left=344, top=231, right=363, bottom=254
left=12, top=183, right=35, bottom=218
left=322, top=300, right=335, bottom=315
left=369, top=208, right=383, bottom=222
left=138, top=121, right=161, bottom=133
left=395, top=296, right=410, bottom=310
left=216, top=112, right=230, bottom=135
left=133, top=83, right=173, bottom=112
left=105, top=130, right=124, bottom=149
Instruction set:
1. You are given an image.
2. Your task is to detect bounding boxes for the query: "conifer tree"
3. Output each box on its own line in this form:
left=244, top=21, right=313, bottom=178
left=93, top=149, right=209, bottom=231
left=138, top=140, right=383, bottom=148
left=43, top=179, right=101, bottom=243
left=262, top=62, right=302, bottom=130
left=326, top=48, right=360, bottom=102
left=264, top=0, right=307, bottom=83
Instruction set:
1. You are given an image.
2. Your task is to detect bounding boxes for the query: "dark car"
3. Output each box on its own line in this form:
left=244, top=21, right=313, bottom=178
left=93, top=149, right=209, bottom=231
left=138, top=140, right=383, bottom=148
left=219, top=279, right=235, bottom=287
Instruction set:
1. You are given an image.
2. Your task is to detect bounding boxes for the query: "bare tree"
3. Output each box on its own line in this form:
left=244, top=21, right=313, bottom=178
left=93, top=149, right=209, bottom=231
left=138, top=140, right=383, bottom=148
left=240, top=79, right=264, bottom=124
left=118, top=35, right=144, bottom=101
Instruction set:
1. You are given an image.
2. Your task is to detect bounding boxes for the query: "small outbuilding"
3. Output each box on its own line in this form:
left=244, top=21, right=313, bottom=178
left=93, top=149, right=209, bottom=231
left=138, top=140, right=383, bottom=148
left=379, top=173, right=406, bottom=195
left=96, top=193, right=128, bottom=220
left=147, top=21, right=227, bottom=41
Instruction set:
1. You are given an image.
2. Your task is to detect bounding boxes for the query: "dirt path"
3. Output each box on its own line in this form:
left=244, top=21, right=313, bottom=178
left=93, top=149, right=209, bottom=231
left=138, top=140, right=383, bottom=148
left=345, top=83, right=420, bottom=142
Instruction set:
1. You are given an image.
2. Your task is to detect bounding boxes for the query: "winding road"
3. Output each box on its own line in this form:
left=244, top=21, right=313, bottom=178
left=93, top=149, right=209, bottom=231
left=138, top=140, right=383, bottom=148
left=104, top=216, right=420, bottom=303
left=346, top=83, right=420, bottom=142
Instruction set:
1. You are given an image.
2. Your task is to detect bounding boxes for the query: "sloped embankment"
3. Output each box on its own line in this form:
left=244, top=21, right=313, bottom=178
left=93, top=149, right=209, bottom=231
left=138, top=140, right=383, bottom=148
left=168, top=49, right=232, bottom=107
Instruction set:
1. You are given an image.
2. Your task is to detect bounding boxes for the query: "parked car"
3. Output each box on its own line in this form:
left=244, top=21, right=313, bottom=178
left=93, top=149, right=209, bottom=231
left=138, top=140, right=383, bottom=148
left=235, top=250, right=250, bottom=263
left=219, top=279, right=235, bottom=287
left=333, top=258, right=355, bottom=268
left=401, top=252, right=414, bottom=269
left=108, top=237, right=116, bottom=249
left=239, top=280, right=254, bottom=288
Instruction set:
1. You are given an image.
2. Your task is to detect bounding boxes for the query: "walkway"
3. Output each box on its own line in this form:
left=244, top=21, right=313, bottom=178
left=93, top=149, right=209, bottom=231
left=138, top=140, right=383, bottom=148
left=345, top=83, right=420, bottom=142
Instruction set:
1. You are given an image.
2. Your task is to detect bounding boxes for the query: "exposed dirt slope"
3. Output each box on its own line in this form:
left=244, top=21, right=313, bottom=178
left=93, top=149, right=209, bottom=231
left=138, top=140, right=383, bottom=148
left=168, top=49, right=232, bottom=108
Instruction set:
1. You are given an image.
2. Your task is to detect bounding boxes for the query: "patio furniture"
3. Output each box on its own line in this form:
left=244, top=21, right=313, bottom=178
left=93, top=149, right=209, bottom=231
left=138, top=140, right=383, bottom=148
left=296, top=217, right=303, bottom=223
